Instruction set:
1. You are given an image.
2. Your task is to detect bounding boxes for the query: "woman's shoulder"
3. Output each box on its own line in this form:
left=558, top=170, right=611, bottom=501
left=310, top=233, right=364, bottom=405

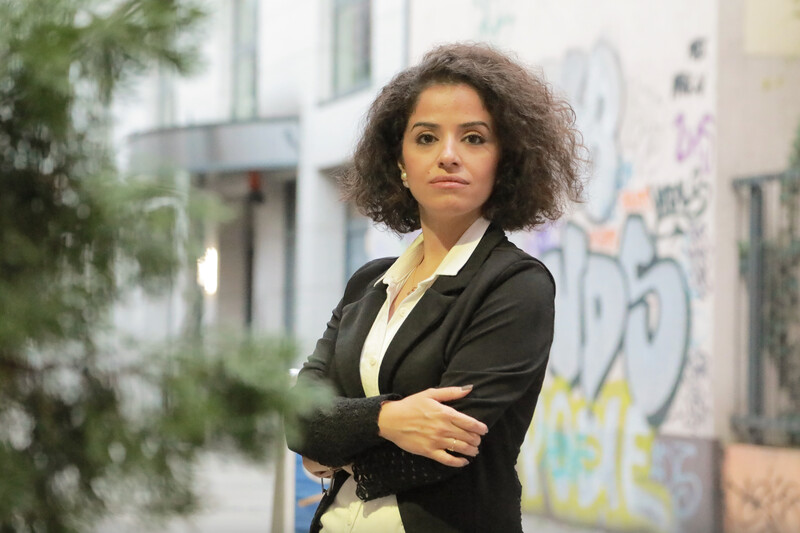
left=350, top=256, right=396, bottom=280
left=341, top=257, right=396, bottom=301
left=485, top=237, right=556, bottom=293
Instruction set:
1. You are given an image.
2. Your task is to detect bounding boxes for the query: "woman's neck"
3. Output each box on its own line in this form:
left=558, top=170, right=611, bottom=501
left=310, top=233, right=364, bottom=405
left=417, top=213, right=480, bottom=272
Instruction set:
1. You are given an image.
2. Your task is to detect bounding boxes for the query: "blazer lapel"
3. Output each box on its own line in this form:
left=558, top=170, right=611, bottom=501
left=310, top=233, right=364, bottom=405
left=335, top=284, right=386, bottom=397
left=377, top=224, right=507, bottom=393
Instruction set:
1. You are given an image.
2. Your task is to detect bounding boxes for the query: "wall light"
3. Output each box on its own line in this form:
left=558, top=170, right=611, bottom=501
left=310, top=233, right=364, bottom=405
left=197, top=247, right=219, bottom=295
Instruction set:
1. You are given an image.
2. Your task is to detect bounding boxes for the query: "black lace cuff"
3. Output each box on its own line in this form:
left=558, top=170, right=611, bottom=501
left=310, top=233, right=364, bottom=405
left=292, top=393, right=400, bottom=467
left=353, top=443, right=459, bottom=501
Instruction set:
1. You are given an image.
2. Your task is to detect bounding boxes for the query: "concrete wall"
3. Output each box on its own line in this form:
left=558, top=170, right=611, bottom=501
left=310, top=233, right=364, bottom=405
left=135, top=0, right=314, bottom=125
left=293, top=0, right=408, bottom=354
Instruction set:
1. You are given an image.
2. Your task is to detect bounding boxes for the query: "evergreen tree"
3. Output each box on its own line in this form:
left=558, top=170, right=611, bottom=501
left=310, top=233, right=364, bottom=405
left=0, top=1, right=321, bottom=530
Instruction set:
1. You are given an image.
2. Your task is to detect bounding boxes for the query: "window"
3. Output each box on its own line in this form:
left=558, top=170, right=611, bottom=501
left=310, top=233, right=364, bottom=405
left=156, top=66, right=175, bottom=127
left=345, top=204, right=369, bottom=281
left=283, top=181, right=296, bottom=333
left=332, top=0, right=371, bottom=97
left=232, top=0, right=258, bottom=120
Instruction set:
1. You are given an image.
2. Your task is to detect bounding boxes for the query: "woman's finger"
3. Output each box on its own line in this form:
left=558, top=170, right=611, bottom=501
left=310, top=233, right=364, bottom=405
left=446, top=407, right=488, bottom=435
left=443, top=437, right=479, bottom=457
left=429, top=449, right=470, bottom=468
left=422, top=385, right=474, bottom=403
left=422, top=387, right=489, bottom=435
left=448, top=427, right=482, bottom=448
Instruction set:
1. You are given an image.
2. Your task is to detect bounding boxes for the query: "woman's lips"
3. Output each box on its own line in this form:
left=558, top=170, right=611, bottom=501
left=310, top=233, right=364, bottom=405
left=430, top=175, right=468, bottom=187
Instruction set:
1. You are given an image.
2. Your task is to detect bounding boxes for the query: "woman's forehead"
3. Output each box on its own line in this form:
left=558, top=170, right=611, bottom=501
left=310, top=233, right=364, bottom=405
left=407, top=83, right=491, bottom=125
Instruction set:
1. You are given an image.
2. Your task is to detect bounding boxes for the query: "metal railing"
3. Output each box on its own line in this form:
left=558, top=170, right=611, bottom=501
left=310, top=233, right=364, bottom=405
left=732, top=169, right=800, bottom=445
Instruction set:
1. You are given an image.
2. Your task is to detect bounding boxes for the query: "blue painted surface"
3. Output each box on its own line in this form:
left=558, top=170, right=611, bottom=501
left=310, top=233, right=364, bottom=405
left=295, top=454, right=322, bottom=533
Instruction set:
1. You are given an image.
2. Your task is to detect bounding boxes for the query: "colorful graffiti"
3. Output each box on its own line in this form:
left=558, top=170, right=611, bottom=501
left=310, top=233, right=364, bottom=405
left=561, top=42, right=625, bottom=223
left=520, top=215, right=691, bottom=532
left=674, top=113, right=714, bottom=172
left=518, top=34, right=717, bottom=532
left=521, top=377, right=675, bottom=531
left=541, top=216, right=690, bottom=423
left=521, top=379, right=718, bottom=532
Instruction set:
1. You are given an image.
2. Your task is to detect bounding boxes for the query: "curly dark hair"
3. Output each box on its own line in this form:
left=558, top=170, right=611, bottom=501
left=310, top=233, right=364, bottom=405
left=340, top=42, right=585, bottom=233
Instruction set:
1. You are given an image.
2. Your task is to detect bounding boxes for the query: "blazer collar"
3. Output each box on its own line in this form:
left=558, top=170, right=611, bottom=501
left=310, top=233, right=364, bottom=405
left=424, top=223, right=506, bottom=295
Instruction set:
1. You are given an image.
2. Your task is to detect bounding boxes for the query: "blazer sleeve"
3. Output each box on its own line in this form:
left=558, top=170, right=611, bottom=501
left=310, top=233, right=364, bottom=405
left=286, top=260, right=399, bottom=467
left=350, top=259, right=555, bottom=500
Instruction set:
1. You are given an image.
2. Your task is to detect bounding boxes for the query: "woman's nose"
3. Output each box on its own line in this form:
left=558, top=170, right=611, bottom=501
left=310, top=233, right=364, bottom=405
left=437, top=137, right=460, bottom=171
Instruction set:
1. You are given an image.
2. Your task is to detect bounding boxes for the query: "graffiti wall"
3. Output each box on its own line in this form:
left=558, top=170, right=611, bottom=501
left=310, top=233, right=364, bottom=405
left=407, top=2, right=720, bottom=530
left=470, top=2, right=717, bottom=532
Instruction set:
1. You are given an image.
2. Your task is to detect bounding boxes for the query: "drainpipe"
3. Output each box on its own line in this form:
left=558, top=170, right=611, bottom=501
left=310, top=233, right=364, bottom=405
left=747, top=183, right=764, bottom=442
left=244, top=171, right=264, bottom=330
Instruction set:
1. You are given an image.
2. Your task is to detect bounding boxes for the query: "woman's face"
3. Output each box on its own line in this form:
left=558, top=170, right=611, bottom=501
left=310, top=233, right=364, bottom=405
left=400, top=83, right=500, bottom=226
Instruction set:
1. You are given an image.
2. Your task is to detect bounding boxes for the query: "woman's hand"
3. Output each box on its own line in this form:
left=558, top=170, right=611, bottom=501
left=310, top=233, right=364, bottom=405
left=377, top=385, right=488, bottom=467
left=302, top=456, right=337, bottom=479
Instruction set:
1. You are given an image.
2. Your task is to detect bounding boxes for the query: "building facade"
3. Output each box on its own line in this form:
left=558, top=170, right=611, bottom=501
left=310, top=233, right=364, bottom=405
left=115, top=1, right=800, bottom=531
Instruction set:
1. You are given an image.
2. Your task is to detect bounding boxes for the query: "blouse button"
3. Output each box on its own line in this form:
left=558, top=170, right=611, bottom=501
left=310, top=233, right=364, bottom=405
left=369, top=358, right=377, bottom=367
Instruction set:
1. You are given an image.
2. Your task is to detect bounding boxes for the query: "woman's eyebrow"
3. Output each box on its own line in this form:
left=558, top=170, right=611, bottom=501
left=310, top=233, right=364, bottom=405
left=409, top=120, right=491, bottom=130
left=460, top=121, right=491, bottom=130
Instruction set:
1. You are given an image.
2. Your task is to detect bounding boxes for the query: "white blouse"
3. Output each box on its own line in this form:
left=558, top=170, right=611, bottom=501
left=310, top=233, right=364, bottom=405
left=319, top=217, right=490, bottom=533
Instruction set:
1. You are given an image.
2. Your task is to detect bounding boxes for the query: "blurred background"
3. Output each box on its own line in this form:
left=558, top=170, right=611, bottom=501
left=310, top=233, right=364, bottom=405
left=3, top=0, right=800, bottom=532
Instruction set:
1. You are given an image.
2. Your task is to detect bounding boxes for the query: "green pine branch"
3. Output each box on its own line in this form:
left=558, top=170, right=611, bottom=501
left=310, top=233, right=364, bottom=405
left=0, top=2, right=325, bottom=531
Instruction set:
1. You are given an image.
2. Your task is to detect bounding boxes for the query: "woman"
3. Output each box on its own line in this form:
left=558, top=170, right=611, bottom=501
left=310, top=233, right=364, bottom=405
left=288, top=43, right=584, bottom=532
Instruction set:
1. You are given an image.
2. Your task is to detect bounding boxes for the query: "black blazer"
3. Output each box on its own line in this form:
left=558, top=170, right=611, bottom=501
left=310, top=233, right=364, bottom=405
left=288, top=224, right=555, bottom=533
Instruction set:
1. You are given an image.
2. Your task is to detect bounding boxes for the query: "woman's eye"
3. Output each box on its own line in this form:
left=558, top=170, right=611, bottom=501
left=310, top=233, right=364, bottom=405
left=464, top=133, right=485, bottom=145
left=416, top=133, right=436, bottom=145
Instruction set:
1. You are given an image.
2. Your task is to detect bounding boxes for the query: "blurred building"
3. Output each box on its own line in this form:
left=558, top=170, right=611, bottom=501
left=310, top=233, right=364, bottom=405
left=115, top=0, right=800, bottom=532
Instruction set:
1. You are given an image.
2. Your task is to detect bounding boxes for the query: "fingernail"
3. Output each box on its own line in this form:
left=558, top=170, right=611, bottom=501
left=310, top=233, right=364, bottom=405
left=461, top=384, right=473, bottom=391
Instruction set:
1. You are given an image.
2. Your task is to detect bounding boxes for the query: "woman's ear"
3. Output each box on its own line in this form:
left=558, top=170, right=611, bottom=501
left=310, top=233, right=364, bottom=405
left=397, top=161, right=405, bottom=172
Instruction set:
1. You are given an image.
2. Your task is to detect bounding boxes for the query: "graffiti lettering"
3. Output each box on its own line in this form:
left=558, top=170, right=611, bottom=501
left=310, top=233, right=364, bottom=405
left=542, top=215, right=690, bottom=422
left=561, top=42, right=623, bottom=222
left=665, top=347, right=712, bottom=431
left=520, top=378, right=675, bottom=532
left=688, top=219, right=711, bottom=297
left=653, top=176, right=710, bottom=228
left=651, top=441, right=704, bottom=520
left=620, top=188, right=651, bottom=212
left=675, top=113, right=714, bottom=171
left=589, top=228, right=618, bottom=251
left=689, top=38, right=706, bottom=60
left=673, top=73, right=705, bottom=96
left=619, top=216, right=691, bottom=424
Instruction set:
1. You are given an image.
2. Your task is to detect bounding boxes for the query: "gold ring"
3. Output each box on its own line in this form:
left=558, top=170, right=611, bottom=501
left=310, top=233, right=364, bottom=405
left=448, top=438, right=456, bottom=452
